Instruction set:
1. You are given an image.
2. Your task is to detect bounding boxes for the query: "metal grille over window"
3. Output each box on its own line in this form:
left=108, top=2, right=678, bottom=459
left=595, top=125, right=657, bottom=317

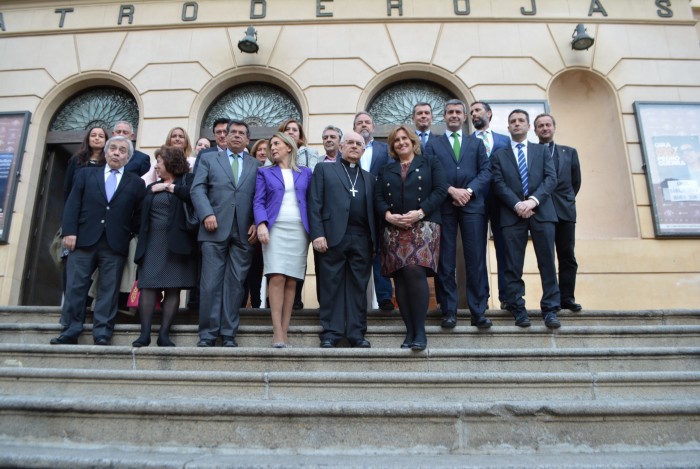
left=50, top=87, right=139, bottom=131
left=204, top=84, right=302, bottom=128
left=367, top=81, right=452, bottom=125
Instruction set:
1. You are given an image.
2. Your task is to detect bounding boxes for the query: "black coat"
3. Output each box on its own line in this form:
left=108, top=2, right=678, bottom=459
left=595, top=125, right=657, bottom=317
left=134, top=173, right=196, bottom=264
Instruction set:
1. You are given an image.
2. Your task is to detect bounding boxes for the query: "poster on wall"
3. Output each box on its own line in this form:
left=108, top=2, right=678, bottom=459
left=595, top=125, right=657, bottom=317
left=0, top=112, right=32, bottom=244
left=634, top=102, right=700, bottom=237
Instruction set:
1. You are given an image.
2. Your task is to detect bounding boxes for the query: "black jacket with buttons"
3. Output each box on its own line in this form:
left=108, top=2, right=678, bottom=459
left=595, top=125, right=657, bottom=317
left=374, top=154, right=448, bottom=225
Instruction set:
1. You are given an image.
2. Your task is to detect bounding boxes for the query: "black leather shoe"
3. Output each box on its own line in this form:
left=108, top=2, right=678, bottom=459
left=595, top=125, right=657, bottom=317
left=562, top=302, right=582, bottom=312
left=221, top=336, right=238, bottom=347
left=411, top=341, right=427, bottom=351
left=197, top=338, right=216, bottom=347
left=94, top=336, right=110, bottom=346
left=470, top=315, right=493, bottom=329
left=543, top=313, right=561, bottom=329
left=320, top=339, right=336, bottom=348
left=400, top=335, right=413, bottom=349
left=352, top=338, right=371, bottom=348
left=132, top=337, right=150, bottom=347
left=514, top=311, right=531, bottom=328
left=500, top=301, right=510, bottom=310
left=50, top=335, right=77, bottom=345
left=379, top=299, right=394, bottom=311
left=441, top=312, right=457, bottom=328
left=292, top=300, right=304, bottom=311
left=157, top=337, right=176, bottom=347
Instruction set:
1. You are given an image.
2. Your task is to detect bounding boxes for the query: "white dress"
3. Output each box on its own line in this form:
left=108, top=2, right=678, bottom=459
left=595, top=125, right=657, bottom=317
left=262, top=169, right=310, bottom=280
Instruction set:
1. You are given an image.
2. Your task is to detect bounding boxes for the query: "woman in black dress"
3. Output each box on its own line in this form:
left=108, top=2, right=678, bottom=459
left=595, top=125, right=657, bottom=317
left=132, top=146, right=196, bottom=347
left=375, top=125, right=447, bottom=351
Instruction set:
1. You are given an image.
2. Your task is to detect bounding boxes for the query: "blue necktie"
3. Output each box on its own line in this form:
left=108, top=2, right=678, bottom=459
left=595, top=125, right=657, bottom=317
left=106, top=169, right=118, bottom=202
left=516, top=143, right=528, bottom=197
left=419, top=132, right=427, bottom=147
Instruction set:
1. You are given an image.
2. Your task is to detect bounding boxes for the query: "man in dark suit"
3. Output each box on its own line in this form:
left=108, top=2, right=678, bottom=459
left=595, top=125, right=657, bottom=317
left=412, top=102, right=434, bottom=152
left=113, top=121, right=151, bottom=177
left=353, top=111, right=394, bottom=311
left=426, top=99, right=493, bottom=329
left=491, top=109, right=561, bottom=329
left=469, top=101, right=511, bottom=309
left=51, top=136, right=146, bottom=345
left=535, top=113, right=582, bottom=312
left=190, top=120, right=262, bottom=347
left=307, top=131, right=376, bottom=348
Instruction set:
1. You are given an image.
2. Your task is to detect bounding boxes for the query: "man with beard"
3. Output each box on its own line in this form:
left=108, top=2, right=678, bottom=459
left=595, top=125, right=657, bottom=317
left=353, top=111, right=394, bottom=312
left=491, top=109, right=561, bottom=329
left=412, top=102, right=434, bottom=152
left=534, top=113, right=582, bottom=312
left=320, top=125, right=342, bottom=163
left=470, top=101, right=511, bottom=309
left=308, top=131, right=376, bottom=348
left=425, top=99, right=493, bottom=329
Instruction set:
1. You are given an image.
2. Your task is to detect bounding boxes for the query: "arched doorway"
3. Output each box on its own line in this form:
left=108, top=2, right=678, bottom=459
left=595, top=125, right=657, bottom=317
left=548, top=70, right=638, bottom=238
left=21, top=86, right=140, bottom=305
left=201, top=83, right=302, bottom=141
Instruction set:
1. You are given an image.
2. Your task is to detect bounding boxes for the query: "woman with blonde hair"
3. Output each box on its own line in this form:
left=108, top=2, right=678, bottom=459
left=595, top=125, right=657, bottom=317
left=253, top=132, right=313, bottom=347
left=143, top=127, right=194, bottom=184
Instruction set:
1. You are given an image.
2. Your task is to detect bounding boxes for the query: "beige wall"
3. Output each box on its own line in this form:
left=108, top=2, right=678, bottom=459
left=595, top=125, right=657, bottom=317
left=1, top=0, right=699, bottom=309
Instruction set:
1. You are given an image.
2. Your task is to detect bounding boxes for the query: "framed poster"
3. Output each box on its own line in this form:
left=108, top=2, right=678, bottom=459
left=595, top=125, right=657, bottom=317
left=0, top=111, right=31, bottom=244
left=482, top=101, right=549, bottom=143
left=634, top=102, right=700, bottom=237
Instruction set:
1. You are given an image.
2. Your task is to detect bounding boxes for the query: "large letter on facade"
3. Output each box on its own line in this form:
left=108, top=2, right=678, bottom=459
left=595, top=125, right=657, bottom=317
left=119, top=5, right=135, bottom=25
left=520, top=0, right=536, bottom=15
left=656, top=0, right=673, bottom=18
left=55, top=8, right=74, bottom=28
left=453, top=0, right=470, bottom=15
left=387, top=0, right=403, bottom=16
left=588, top=0, right=608, bottom=16
left=251, top=0, right=266, bottom=19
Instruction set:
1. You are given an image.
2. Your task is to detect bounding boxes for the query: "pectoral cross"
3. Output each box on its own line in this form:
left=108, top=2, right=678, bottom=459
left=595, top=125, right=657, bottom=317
left=349, top=187, right=358, bottom=197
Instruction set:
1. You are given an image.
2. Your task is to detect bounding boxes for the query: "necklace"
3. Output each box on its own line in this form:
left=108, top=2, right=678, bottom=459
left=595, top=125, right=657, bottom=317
left=341, top=163, right=360, bottom=197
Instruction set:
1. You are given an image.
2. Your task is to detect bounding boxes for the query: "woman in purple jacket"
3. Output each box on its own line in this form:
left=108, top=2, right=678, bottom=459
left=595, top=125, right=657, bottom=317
left=254, top=132, right=312, bottom=348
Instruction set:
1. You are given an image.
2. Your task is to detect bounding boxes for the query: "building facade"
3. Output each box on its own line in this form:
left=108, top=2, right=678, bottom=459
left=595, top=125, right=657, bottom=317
left=0, top=0, right=699, bottom=308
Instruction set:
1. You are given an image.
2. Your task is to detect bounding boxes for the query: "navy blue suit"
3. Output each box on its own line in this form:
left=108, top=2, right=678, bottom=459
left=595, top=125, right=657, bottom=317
left=491, top=141, right=560, bottom=315
left=426, top=132, right=492, bottom=316
left=60, top=166, right=146, bottom=341
left=124, top=150, right=151, bottom=177
left=473, top=130, right=510, bottom=305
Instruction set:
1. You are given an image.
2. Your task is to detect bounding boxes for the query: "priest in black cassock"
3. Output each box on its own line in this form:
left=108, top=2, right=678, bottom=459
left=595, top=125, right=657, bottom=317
left=307, top=130, right=377, bottom=348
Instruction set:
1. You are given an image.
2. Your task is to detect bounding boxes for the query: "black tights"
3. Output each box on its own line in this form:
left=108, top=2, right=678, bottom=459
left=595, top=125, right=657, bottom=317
left=137, top=288, right=180, bottom=346
left=394, top=265, right=429, bottom=344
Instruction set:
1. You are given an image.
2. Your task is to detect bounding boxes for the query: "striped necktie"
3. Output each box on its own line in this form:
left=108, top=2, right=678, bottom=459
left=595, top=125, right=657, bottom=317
left=516, top=143, right=528, bottom=196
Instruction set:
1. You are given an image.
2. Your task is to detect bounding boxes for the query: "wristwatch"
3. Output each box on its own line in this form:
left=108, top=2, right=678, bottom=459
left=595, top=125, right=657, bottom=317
left=418, top=210, right=425, bottom=220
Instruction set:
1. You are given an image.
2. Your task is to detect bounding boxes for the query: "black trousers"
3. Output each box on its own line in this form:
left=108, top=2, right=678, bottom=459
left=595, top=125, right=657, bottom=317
left=555, top=219, right=578, bottom=304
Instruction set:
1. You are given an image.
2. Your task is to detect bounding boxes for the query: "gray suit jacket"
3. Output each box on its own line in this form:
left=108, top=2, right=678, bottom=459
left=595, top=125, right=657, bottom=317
left=190, top=150, right=262, bottom=242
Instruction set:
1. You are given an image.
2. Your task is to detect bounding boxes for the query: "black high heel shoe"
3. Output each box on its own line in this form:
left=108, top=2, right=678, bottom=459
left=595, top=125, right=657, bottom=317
left=157, top=336, right=176, bottom=347
left=132, top=337, right=151, bottom=347
left=400, top=335, right=413, bottom=349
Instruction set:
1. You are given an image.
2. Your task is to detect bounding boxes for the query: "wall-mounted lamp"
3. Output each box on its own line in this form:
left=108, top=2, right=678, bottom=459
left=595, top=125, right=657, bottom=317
left=238, top=26, right=259, bottom=54
left=571, top=23, right=594, bottom=51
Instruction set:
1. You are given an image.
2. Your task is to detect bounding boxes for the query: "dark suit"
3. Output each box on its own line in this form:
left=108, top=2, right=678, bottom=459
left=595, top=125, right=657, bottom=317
left=307, top=160, right=376, bottom=344
left=124, top=150, right=151, bottom=177
left=191, top=146, right=220, bottom=175
left=426, top=132, right=491, bottom=316
left=60, top=166, right=146, bottom=340
left=548, top=142, right=582, bottom=305
left=134, top=173, right=196, bottom=264
left=367, top=140, right=391, bottom=177
left=190, top=150, right=262, bottom=341
left=491, top=142, right=560, bottom=314
left=473, top=130, right=511, bottom=305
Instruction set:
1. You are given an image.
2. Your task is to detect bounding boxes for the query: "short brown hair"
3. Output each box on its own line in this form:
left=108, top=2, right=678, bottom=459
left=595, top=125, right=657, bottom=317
left=154, top=145, right=190, bottom=177
left=277, top=119, right=307, bottom=147
left=387, top=125, right=421, bottom=160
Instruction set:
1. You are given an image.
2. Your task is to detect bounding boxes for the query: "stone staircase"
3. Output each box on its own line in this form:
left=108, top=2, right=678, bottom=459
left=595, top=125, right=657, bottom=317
left=0, top=306, right=699, bottom=468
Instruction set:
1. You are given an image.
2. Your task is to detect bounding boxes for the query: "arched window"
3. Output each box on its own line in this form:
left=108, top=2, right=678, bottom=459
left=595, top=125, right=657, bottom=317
left=50, top=87, right=139, bottom=132
left=367, top=80, right=452, bottom=126
left=202, top=83, right=301, bottom=138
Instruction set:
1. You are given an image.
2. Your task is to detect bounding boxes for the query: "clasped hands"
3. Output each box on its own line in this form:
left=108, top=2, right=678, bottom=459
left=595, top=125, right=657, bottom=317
left=448, top=187, right=472, bottom=207
left=514, top=199, right=537, bottom=219
left=386, top=210, right=422, bottom=229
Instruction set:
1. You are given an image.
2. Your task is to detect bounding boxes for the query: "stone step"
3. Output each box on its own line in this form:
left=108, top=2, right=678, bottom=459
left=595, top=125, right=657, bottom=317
left=2, top=367, right=699, bottom=403
left=3, top=306, right=700, bottom=326
left=4, top=323, right=700, bottom=349
left=1, top=396, right=698, bottom=455
left=2, top=440, right=700, bottom=469
left=2, top=344, right=698, bottom=373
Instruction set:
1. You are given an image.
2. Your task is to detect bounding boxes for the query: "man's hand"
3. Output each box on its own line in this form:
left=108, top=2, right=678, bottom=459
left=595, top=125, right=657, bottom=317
left=515, top=199, right=537, bottom=218
left=248, top=224, right=258, bottom=244
left=448, top=187, right=471, bottom=207
left=62, top=235, right=77, bottom=251
left=313, top=237, right=328, bottom=253
left=203, top=215, right=218, bottom=232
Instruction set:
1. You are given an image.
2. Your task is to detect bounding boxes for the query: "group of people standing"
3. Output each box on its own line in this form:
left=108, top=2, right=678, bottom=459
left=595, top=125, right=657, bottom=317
left=50, top=98, right=581, bottom=351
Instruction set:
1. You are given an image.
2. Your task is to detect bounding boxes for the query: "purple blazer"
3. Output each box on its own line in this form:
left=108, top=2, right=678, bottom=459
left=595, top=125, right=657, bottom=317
left=253, top=165, right=312, bottom=234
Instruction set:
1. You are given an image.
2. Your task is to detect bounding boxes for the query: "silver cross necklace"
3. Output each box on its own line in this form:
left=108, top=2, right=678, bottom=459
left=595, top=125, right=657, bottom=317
left=342, top=163, right=359, bottom=197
